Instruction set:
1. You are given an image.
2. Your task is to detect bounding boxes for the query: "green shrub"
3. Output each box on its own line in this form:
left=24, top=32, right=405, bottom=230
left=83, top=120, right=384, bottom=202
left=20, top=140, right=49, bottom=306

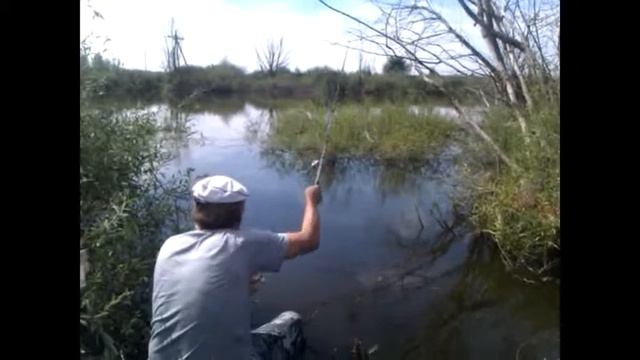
left=80, top=78, right=192, bottom=358
left=465, top=97, right=559, bottom=278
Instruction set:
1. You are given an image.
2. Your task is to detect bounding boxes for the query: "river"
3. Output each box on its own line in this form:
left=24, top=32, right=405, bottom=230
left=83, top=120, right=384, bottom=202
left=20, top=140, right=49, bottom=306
left=136, top=99, right=558, bottom=359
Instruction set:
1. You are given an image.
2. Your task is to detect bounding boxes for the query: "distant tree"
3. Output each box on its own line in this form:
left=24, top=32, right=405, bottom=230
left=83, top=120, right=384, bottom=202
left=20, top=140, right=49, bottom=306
left=92, top=53, right=107, bottom=69
left=89, top=54, right=121, bottom=71
left=306, top=66, right=333, bottom=75
left=383, top=56, right=409, bottom=75
left=256, top=38, right=289, bottom=77
left=216, top=58, right=245, bottom=75
left=356, top=52, right=371, bottom=76
left=80, top=54, right=90, bottom=71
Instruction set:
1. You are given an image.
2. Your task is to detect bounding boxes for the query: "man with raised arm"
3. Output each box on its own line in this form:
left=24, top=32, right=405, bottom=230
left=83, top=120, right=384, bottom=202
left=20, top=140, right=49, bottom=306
left=148, top=175, right=321, bottom=360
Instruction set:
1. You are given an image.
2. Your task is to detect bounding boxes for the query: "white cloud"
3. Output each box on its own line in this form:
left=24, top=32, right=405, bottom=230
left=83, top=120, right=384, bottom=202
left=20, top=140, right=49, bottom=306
left=80, top=0, right=386, bottom=72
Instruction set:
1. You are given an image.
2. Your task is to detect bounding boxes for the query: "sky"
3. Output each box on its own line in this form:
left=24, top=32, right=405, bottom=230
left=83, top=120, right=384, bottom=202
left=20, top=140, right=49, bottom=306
left=80, top=0, right=485, bottom=74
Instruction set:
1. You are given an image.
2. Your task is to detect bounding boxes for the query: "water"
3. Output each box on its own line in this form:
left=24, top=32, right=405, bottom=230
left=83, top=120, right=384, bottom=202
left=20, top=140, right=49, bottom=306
left=147, top=101, right=559, bottom=359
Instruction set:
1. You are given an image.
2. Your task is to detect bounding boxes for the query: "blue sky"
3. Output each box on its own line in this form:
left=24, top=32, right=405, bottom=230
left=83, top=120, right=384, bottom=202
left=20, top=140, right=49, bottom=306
left=80, top=0, right=480, bottom=73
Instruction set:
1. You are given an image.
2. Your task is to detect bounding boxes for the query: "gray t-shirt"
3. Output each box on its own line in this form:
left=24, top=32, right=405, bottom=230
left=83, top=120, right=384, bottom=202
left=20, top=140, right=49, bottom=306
left=148, top=228, right=288, bottom=360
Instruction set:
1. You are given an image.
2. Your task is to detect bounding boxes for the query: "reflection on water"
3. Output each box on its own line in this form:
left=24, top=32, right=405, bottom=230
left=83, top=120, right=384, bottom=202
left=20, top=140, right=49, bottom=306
left=399, top=237, right=559, bottom=360
left=113, top=99, right=559, bottom=359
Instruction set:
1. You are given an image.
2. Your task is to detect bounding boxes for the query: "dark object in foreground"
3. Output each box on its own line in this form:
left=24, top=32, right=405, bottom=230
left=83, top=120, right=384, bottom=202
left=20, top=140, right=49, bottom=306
left=251, top=311, right=306, bottom=359
left=351, top=338, right=377, bottom=360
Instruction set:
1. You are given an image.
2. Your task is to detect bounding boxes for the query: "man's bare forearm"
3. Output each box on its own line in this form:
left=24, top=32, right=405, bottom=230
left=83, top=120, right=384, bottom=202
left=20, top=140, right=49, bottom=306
left=300, top=199, right=319, bottom=250
left=284, top=185, right=321, bottom=258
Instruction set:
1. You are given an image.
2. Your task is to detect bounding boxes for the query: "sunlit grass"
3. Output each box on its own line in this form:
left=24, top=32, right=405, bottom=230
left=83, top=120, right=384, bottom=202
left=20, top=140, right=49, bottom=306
left=265, top=104, right=458, bottom=161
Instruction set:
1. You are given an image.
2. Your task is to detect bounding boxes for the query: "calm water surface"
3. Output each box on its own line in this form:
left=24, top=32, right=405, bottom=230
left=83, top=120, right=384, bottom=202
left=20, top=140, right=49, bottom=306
left=143, top=101, right=558, bottom=360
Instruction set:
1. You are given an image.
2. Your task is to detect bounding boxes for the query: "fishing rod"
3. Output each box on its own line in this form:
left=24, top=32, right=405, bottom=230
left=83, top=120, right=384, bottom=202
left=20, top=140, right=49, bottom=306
left=313, top=108, right=335, bottom=185
left=312, top=51, right=348, bottom=185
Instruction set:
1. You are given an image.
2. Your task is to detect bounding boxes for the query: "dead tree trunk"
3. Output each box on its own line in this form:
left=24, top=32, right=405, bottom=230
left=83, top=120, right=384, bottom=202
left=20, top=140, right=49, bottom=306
left=453, top=0, right=531, bottom=144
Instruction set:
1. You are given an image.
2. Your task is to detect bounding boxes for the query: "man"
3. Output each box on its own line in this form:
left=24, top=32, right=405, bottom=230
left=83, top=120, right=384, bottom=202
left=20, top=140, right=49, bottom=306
left=148, top=175, right=321, bottom=359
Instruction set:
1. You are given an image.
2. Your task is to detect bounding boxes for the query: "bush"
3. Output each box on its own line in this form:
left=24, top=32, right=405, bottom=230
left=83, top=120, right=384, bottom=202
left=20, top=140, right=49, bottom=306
left=80, top=78, right=192, bottom=358
left=464, top=97, right=559, bottom=279
left=81, top=55, right=493, bottom=105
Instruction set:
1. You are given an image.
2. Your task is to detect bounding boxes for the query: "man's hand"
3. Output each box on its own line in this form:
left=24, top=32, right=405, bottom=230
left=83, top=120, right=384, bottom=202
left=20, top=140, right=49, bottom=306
left=285, top=185, right=322, bottom=259
left=305, top=185, right=322, bottom=206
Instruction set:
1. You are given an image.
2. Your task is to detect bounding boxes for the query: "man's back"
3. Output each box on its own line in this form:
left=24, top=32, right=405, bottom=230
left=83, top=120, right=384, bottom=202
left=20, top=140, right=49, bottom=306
left=148, top=229, right=287, bottom=360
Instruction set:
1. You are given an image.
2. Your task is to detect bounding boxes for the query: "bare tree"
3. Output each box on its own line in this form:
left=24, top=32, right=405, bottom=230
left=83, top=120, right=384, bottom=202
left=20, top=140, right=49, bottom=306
left=318, top=0, right=559, bottom=170
left=256, top=38, right=289, bottom=77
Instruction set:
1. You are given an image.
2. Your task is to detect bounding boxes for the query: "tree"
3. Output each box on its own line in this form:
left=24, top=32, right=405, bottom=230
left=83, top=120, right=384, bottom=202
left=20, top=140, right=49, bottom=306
left=318, top=0, right=559, bottom=170
left=91, top=53, right=107, bottom=69
left=383, top=56, right=409, bottom=74
left=256, top=37, right=289, bottom=77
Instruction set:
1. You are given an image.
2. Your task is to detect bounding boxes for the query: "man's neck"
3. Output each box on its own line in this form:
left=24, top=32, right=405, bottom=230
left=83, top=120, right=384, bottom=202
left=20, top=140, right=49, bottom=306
left=193, top=224, right=241, bottom=231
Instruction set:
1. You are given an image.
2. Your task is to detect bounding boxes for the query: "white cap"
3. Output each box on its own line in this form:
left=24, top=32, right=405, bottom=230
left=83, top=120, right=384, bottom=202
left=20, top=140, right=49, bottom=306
left=192, top=175, right=249, bottom=204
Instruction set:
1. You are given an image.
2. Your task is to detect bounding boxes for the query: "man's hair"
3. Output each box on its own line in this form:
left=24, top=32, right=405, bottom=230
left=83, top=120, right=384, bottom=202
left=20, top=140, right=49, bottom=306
left=191, top=200, right=245, bottom=230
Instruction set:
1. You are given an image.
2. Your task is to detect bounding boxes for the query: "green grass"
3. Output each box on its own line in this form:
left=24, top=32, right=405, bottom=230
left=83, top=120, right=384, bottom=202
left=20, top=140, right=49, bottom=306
left=264, top=104, right=458, bottom=161
left=464, top=97, right=560, bottom=278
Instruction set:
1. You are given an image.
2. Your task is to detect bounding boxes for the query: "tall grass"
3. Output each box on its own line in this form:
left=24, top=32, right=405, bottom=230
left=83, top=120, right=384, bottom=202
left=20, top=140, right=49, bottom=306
left=463, top=95, right=559, bottom=279
left=264, top=104, right=457, bottom=161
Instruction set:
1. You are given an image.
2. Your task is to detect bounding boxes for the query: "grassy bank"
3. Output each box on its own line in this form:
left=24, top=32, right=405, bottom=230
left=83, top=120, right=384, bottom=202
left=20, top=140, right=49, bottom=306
left=463, top=97, right=560, bottom=279
left=262, top=104, right=458, bottom=162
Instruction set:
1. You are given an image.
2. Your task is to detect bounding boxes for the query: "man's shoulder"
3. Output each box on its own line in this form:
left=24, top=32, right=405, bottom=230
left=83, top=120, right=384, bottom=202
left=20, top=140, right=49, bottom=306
left=160, top=229, right=286, bottom=250
left=158, top=230, right=207, bottom=253
left=237, top=228, right=269, bottom=237
left=164, top=230, right=203, bottom=243
left=238, top=228, right=287, bottom=241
